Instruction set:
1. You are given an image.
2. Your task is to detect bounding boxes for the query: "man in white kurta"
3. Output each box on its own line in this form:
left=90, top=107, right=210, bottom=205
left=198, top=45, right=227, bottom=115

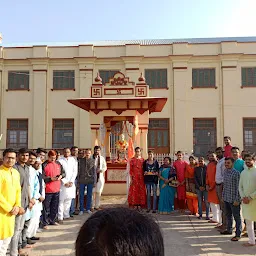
left=92, top=146, right=107, bottom=210
left=239, top=153, right=256, bottom=246
left=58, top=148, right=78, bottom=222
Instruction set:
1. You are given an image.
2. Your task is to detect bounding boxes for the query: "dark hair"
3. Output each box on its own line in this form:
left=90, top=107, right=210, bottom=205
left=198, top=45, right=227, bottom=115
left=189, top=155, right=195, bottom=161
left=199, top=156, right=205, bottom=161
left=71, top=146, right=79, bottom=151
left=55, top=150, right=60, bottom=155
left=224, top=136, right=231, bottom=140
left=215, top=147, right=224, bottom=152
left=225, top=157, right=235, bottom=163
left=164, top=156, right=172, bottom=163
left=231, top=146, right=240, bottom=151
left=244, top=153, right=256, bottom=160
left=18, top=148, right=29, bottom=154
left=36, top=148, right=47, bottom=154
left=29, top=151, right=37, bottom=158
left=148, top=150, right=154, bottom=154
left=135, top=147, right=141, bottom=151
left=176, top=151, right=183, bottom=155
left=75, top=207, right=164, bottom=256
left=3, top=148, right=16, bottom=157
left=63, top=147, right=71, bottom=151
left=94, top=146, right=101, bottom=151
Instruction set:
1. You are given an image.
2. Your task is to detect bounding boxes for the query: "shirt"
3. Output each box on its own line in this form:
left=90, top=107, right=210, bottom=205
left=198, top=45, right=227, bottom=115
left=233, top=158, right=244, bottom=173
left=224, top=144, right=233, bottom=158
left=223, top=168, right=241, bottom=203
left=215, top=158, right=225, bottom=184
left=143, top=159, right=159, bottom=184
left=0, top=165, right=21, bottom=240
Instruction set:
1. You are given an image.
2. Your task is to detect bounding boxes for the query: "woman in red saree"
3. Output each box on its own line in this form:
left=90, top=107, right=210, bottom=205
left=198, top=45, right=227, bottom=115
left=128, top=147, right=146, bottom=210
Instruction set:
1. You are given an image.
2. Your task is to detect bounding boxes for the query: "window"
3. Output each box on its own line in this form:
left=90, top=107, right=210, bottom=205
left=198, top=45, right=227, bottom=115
left=53, top=70, right=75, bottom=89
left=7, top=119, right=28, bottom=148
left=99, top=70, right=119, bottom=85
left=192, top=68, right=215, bottom=87
left=243, top=118, right=256, bottom=153
left=52, top=119, right=74, bottom=148
left=193, top=118, right=216, bottom=157
left=145, top=69, right=167, bottom=89
left=8, top=71, right=29, bottom=90
left=148, top=119, right=170, bottom=153
left=241, top=67, right=256, bottom=87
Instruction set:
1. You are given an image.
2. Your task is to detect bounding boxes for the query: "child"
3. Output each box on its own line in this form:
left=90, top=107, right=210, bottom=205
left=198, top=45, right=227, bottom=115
left=239, top=153, right=256, bottom=246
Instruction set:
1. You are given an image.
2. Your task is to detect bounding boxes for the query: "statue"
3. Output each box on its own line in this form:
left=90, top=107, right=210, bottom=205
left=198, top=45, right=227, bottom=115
left=115, top=134, right=128, bottom=163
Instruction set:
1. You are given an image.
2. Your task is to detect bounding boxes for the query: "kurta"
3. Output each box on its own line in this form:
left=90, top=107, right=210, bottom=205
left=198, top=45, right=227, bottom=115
left=239, top=165, right=256, bottom=221
left=173, top=160, right=187, bottom=200
left=128, top=157, right=146, bottom=206
left=206, top=162, right=219, bottom=204
left=92, top=155, right=107, bottom=194
left=0, top=165, right=21, bottom=240
left=58, top=156, right=78, bottom=200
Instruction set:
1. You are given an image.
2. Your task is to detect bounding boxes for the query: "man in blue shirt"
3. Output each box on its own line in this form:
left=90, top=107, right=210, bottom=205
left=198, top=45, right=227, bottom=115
left=231, top=147, right=244, bottom=173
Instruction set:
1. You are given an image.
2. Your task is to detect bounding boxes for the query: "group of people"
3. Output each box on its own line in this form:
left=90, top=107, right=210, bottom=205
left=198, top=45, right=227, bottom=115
left=0, top=146, right=107, bottom=256
left=127, top=137, right=256, bottom=247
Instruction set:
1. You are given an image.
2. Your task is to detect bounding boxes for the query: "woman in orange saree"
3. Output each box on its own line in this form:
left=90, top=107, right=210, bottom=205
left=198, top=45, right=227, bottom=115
left=128, top=147, right=146, bottom=210
left=185, top=156, right=198, bottom=215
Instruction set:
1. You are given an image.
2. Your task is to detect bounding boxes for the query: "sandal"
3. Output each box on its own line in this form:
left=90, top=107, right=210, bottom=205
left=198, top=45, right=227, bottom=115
left=243, top=243, right=255, bottom=247
left=231, top=236, right=241, bottom=241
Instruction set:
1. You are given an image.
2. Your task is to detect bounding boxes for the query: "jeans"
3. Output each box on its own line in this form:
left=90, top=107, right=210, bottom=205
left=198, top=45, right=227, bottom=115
left=42, top=192, right=59, bottom=226
left=146, top=183, right=157, bottom=211
left=79, top=183, right=93, bottom=212
left=9, top=213, right=26, bottom=256
left=216, top=184, right=227, bottom=227
left=224, top=201, right=242, bottom=237
left=196, top=189, right=210, bottom=217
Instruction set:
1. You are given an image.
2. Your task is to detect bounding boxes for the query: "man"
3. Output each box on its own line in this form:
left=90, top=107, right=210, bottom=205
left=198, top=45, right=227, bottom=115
left=70, top=146, right=79, bottom=216
left=221, top=157, right=242, bottom=242
left=36, top=148, right=47, bottom=163
left=224, top=136, right=232, bottom=158
left=231, top=147, right=244, bottom=173
left=239, top=153, right=256, bottom=247
left=76, top=207, right=164, bottom=256
left=78, top=149, right=85, bottom=159
left=10, top=148, right=32, bottom=256
left=206, top=153, right=221, bottom=224
left=92, top=146, right=107, bottom=211
left=194, top=157, right=210, bottom=220
left=78, top=149, right=96, bottom=215
left=0, top=148, right=21, bottom=256
left=42, top=150, right=65, bottom=229
left=25, top=152, right=41, bottom=243
left=215, top=147, right=226, bottom=230
left=58, top=148, right=78, bottom=224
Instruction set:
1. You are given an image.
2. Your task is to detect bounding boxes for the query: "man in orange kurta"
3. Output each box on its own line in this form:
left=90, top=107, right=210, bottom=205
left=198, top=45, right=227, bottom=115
left=206, top=153, right=221, bottom=224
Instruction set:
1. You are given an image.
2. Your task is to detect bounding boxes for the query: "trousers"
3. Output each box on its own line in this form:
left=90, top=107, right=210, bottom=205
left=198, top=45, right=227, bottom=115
left=42, top=192, right=59, bottom=226
left=246, top=219, right=256, bottom=245
left=216, top=184, right=227, bottom=227
left=92, top=192, right=101, bottom=209
left=196, top=189, right=210, bottom=217
left=146, top=183, right=158, bottom=211
left=9, top=213, right=26, bottom=256
left=0, top=237, right=12, bottom=256
left=79, top=183, right=93, bottom=212
left=210, top=203, right=222, bottom=223
left=27, top=210, right=41, bottom=238
left=58, top=198, right=72, bottom=220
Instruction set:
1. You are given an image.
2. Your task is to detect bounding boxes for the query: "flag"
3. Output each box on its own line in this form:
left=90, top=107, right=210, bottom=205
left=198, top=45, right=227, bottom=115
left=127, top=137, right=134, bottom=159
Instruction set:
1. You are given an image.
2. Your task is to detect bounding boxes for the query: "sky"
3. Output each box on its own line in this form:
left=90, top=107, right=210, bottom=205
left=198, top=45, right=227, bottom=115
left=1, top=0, right=256, bottom=45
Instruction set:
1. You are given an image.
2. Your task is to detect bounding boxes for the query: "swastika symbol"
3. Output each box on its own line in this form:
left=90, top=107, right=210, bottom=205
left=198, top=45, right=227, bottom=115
left=137, top=88, right=145, bottom=95
left=93, top=88, right=101, bottom=95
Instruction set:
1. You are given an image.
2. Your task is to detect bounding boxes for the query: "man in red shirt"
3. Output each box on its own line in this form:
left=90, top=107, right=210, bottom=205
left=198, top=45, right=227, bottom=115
left=42, top=150, right=65, bottom=229
left=224, top=136, right=233, bottom=158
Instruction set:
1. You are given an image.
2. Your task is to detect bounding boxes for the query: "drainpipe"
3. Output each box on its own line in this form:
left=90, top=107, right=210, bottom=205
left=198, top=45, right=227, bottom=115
left=220, top=62, right=224, bottom=144
left=44, top=55, right=49, bottom=148
left=172, top=62, right=175, bottom=154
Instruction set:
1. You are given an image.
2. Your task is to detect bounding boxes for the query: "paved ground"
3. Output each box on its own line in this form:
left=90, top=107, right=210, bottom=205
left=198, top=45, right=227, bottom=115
left=26, top=196, right=256, bottom=256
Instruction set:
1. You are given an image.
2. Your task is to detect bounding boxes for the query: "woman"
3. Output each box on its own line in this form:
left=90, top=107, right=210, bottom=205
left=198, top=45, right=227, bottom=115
left=128, top=147, right=146, bottom=211
left=143, top=151, right=159, bottom=213
left=173, top=151, right=188, bottom=212
left=158, top=157, right=176, bottom=214
left=185, top=156, right=198, bottom=215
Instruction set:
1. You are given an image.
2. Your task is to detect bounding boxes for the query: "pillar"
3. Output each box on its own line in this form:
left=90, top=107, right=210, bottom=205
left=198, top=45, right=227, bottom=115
left=0, top=69, right=3, bottom=149
left=106, top=127, right=111, bottom=161
left=32, top=69, right=47, bottom=148
left=140, top=128, right=148, bottom=158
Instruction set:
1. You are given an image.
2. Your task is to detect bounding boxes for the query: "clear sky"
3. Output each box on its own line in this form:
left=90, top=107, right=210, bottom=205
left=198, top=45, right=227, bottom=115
left=1, top=0, right=256, bottom=45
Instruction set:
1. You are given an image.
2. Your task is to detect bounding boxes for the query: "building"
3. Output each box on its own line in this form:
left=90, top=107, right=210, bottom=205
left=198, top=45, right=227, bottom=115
left=1, top=37, right=256, bottom=157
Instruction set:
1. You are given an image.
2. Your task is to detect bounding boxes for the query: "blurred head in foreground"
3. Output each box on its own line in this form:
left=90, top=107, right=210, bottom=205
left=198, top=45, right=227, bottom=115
left=76, top=207, right=164, bottom=256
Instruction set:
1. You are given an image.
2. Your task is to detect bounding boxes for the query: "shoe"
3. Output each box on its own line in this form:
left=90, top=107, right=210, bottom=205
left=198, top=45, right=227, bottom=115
left=152, top=210, right=157, bottom=214
left=58, top=220, right=64, bottom=224
left=146, top=209, right=151, bottom=213
left=50, top=222, right=60, bottom=226
left=197, top=216, right=202, bottom=220
left=79, top=211, right=84, bottom=216
left=231, top=236, right=241, bottom=241
left=86, top=210, right=92, bottom=214
left=220, top=230, right=232, bottom=235
left=27, top=238, right=36, bottom=245
left=205, top=217, right=210, bottom=221
left=30, top=236, right=40, bottom=240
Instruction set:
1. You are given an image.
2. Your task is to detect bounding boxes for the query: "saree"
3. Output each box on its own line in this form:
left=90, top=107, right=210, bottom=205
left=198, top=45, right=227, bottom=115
left=158, top=166, right=176, bottom=214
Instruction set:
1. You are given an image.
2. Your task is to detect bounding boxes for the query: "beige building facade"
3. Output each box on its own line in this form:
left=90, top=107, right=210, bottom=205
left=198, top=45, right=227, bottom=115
left=1, top=37, right=256, bottom=157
